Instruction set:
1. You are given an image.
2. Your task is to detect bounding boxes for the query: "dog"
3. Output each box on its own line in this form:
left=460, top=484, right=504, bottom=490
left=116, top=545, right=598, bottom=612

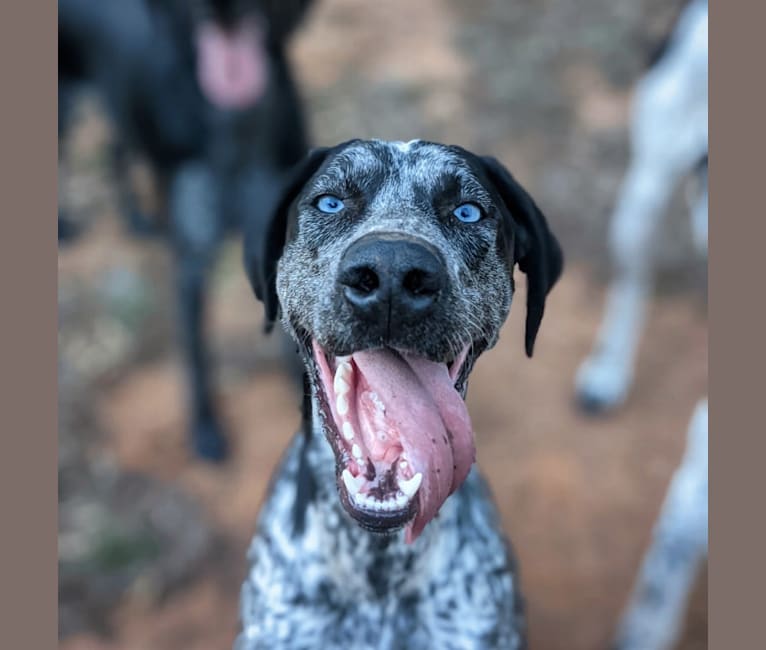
left=575, top=0, right=708, bottom=413
left=613, top=399, right=708, bottom=650
left=58, top=0, right=314, bottom=461
left=236, top=139, right=563, bottom=649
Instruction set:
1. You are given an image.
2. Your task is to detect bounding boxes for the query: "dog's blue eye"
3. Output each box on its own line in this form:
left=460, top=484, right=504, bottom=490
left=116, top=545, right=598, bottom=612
left=316, top=195, right=345, bottom=214
left=453, top=203, right=482, bottom=223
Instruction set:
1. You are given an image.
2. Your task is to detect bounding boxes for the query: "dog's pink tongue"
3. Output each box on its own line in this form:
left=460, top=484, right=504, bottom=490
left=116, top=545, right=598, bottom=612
left=404, top=354, right=476, bottom=494
left=196, top=21, right=267, bottom=109
left=352, top=350, right=475, bottom=544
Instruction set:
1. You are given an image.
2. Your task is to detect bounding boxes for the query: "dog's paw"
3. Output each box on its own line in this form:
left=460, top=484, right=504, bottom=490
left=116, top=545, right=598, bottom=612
left=191, top=417, right=229, bottom=463
left=574, top=356, right=631, bottom=415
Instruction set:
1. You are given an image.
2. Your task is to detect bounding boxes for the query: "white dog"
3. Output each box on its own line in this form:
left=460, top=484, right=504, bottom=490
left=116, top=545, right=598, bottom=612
left=574, top=4, right=709, bottom=646
left=613, top=399, right=708, bottom=650
left=576, top=0, right=708, bottom=412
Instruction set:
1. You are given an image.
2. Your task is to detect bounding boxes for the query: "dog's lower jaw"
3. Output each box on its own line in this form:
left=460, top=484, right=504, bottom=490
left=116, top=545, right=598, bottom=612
left=236, top=401, right=526, bottom=650
left=305, top=401, right=413, bottom=533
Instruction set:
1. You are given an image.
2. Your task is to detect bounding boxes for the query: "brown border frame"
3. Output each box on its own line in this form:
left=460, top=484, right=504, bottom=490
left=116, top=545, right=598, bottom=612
left=0, top=0, right=753, bottom=648
left=0, top=3, right=58, bottom=649
left=708, top=1, right=760, bottom=648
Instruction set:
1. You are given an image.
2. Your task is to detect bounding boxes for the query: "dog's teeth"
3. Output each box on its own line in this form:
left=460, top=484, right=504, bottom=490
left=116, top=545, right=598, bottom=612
left=399, top=472, right=423, bottom=497
left=350, top=488, right=410, bottom=512
left=342, top=469, right=364, bottom=496
left=336, top=393, right=349, bottom=416
left=342, top=421, right=355, bottom=441
left=352, top=443, right=363, bottom=459
left=334, top=376, right=349, bottom=395
left=399, top=459, right=408, bottom=470
left=334, top=362, right=351, bottom=395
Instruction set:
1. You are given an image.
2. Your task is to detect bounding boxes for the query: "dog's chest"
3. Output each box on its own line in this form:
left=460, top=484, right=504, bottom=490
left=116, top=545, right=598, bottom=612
left=237, top=435, right=525, bottom=650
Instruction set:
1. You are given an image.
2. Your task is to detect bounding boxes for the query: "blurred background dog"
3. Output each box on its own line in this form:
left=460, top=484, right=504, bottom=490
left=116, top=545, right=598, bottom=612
left=575, top=0, right=708, bottom=415
left=59, top=0, right=315, bottom=461
left=58, top=1, right=707, bottom=648
left=573, top=3, right=707, bottom=647
left=613, top=399, right=708, bottom=650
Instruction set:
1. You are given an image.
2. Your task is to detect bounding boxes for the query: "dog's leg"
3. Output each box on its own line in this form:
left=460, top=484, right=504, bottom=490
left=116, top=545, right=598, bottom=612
left=576, top=151, right=680, bottom=413
left=576, top=151, right=706, bottom=413
left=169, top=161, right=228, bottom=462
left=613, top=399, right=708, bottom=650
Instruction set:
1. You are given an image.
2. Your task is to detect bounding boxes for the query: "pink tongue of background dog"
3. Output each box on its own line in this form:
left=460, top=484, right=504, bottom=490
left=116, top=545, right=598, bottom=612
left=196, top=21, right=267, bottom=109
left=352, top=350, right=476, bottom=543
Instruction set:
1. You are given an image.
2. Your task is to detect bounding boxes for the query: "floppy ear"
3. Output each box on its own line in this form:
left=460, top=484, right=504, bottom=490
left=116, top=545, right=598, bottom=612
left=243, top=146, right=331, bottom=332
left=480, top=156, right=563, bottom=357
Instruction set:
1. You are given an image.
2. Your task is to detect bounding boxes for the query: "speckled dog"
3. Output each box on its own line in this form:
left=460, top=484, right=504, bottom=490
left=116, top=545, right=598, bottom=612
left=237, top=139, right=563, bottom=649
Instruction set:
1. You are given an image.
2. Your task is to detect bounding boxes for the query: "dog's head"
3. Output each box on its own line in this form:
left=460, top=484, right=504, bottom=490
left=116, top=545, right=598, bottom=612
left=155, top=0, right=314, bottom=109
left=244, top=139, right=562, bottom=542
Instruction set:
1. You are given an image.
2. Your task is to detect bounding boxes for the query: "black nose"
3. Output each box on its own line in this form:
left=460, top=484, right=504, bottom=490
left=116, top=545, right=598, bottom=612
left=338, top=234, right=446, bottom=324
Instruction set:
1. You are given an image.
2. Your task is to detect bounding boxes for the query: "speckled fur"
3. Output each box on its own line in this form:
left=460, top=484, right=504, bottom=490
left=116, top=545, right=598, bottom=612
left=237, top=412, right=525, bottom=650
left=238, top=140, right=563, bottom=649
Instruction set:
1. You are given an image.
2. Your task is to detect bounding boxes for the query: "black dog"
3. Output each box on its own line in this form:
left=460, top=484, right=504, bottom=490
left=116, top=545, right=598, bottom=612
left=237, top=139, right=562, bottom=648
left=59, top=0, right=314, bottom=461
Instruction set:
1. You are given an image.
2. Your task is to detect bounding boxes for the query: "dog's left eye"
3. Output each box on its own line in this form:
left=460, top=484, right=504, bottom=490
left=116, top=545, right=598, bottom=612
left=316, top=195, right=345, bottom=214
left=453, top=203, right=483, bottom=223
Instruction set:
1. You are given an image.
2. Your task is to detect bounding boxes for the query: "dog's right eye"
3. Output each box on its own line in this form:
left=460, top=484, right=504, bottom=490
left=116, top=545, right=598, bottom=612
left=316, top=195, right=345, bottom=214
left=452, top=203, right=483, bottom=223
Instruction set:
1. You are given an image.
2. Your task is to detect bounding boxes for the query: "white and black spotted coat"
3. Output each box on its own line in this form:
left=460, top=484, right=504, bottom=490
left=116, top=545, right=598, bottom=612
left=236, top=409, right=525, bottom=650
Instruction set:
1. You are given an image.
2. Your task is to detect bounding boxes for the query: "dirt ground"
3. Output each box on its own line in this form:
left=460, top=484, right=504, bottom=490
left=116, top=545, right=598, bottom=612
left=58, top=1, right=707, bottom=649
